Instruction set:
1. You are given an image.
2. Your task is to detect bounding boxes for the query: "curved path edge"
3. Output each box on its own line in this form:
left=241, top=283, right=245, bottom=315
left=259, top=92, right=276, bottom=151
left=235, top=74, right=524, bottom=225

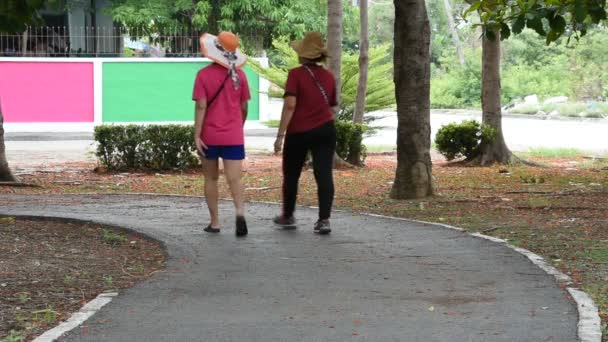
left=362, top=212, right=602, bottom=342
left=1, top=192, right=602, bottom=342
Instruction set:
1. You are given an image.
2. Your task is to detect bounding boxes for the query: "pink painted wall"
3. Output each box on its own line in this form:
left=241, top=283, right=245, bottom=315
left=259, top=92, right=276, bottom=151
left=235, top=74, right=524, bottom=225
left=0, top=62, right=94, bottom=123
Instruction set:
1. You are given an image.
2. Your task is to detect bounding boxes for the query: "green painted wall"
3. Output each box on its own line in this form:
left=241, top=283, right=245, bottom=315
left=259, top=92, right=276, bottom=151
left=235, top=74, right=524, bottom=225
left=102, top=62, right=259, bottom=122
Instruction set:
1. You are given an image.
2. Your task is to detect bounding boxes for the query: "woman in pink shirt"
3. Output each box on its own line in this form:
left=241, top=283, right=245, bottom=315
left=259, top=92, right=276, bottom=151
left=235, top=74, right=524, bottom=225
left=193, top=32, right=250, bottom=236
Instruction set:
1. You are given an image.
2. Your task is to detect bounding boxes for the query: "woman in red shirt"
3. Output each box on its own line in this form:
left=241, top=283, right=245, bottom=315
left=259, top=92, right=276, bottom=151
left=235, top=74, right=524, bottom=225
left=273, top=32, right=337, bottom=235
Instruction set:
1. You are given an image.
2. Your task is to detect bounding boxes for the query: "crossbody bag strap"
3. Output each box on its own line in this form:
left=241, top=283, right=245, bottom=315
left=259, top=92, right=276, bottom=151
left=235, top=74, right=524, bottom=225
left=207, top=72, right=231, bottom=108
left=303, top=65, right=330, bottom=106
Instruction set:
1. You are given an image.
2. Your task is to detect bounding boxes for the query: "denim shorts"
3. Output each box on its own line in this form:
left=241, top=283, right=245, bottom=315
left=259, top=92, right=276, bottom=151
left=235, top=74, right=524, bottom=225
left=203, top=145, right=245, bottom=160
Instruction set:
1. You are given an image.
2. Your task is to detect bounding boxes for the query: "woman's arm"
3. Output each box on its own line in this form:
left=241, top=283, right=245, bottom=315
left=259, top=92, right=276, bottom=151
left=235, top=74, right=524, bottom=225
left=274, top=96, right=296, bottom=154
left=194, top=99, right=208, bottom=156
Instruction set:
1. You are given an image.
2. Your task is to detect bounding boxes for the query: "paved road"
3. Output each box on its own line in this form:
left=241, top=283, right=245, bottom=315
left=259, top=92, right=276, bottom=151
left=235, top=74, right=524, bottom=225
left=0, top=194, right=577, bottom=342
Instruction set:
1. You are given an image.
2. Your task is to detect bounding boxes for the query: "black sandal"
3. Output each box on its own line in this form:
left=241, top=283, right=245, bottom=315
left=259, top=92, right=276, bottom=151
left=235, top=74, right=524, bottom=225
left=204, top=225, right=220, bottom=233
left=235, top=216, right=248, bottom=237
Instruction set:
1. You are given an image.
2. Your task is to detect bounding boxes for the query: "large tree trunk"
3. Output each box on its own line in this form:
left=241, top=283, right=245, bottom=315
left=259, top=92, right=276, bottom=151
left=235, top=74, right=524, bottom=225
left=474, top=29, right=512, bottom=165
left=0, top=99, right=17, bottom=182
left=327, top=0, right=351, bottom=168
left=327, top=0, right=343, bottom=103
left=347, top=0, right=369, bottom=166
left=443, top=0, right=465, bottom=67
left=390, top=0, right=434, bottom=199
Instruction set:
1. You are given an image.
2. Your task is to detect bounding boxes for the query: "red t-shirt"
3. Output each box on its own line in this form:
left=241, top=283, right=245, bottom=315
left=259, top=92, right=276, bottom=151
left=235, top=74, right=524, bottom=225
left=284, top=64, right=337, bottom=134
left=192, top=63, right=250, bottom=145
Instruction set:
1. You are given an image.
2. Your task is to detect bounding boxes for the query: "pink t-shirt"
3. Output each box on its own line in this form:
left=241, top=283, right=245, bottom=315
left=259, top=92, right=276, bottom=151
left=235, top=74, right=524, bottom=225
left=192, top=63, right=250, bottom=145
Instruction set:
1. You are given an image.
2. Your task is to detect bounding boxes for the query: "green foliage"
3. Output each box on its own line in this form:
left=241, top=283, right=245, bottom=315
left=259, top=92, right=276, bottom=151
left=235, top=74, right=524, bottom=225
left=94, top=125, right=199, bottom=171
left=102, top=229, right=128, bottom=245
left=103, top=275, right=114, bottom=288
left=94, top=122, right=368, bottom=168
left=335, top=120, right=368, bottom=165
left=431, top=28, right=608, bottom=107
left=250, top=40, right=395, bottom=120
left=0, top=0, right=52, bottom=33
left=431, top=49, right=482, bottom=108
left=123, top=47, right=136, bottom=57
left=463, top=0, right=607, bottom=44
left=32, top=307, right=57, bottom=325
left=434, top=120, right=496, bottom=161
left=2, top=330, right=25, bottom=342
left=108, top=0, right=359, bottom=55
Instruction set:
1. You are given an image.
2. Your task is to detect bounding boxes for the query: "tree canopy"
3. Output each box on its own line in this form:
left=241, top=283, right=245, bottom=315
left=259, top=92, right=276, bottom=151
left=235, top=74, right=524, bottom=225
left=108, top=0, right=359, bottom=54
left=0, top=0, right=53, bottom=33
left=464, top=0, right=607, bottom=44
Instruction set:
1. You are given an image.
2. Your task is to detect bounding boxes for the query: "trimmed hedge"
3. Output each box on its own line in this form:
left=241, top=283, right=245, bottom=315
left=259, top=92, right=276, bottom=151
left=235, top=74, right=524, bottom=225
left=95, top=122, right=367, bottom=170
left=94, top=125, right=198, bottom=171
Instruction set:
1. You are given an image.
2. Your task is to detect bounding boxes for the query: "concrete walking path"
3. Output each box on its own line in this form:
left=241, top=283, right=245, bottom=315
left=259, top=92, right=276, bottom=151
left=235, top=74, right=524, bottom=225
left=0, top=194, right=581, bottom=341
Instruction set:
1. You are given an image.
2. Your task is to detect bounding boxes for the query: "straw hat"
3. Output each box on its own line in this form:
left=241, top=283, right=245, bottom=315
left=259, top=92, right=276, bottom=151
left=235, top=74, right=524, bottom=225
left=291, top=32, right=329, bottom=60
left=199, top=32, right=247, bottom=69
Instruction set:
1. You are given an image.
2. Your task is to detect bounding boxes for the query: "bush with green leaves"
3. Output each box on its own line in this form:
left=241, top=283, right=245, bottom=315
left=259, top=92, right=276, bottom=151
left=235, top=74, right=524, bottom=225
left=249, top=39, right=395, bottom=121
left=434, top=120, right=496, bottom=161
left=95, top=123, right=368, bottom=169
left=335, top=120, right=368, bottom=165
left=94, top=125, right=198, bottom=171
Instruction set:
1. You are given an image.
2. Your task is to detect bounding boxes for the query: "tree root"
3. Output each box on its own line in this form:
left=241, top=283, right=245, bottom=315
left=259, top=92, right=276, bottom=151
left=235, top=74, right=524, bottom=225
left=0, top=181, right=42, bottom=187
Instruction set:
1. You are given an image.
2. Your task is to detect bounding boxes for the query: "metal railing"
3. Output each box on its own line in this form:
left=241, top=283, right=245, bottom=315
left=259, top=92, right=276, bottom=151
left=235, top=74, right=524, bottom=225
left=0, top=26, right=202, bottom=58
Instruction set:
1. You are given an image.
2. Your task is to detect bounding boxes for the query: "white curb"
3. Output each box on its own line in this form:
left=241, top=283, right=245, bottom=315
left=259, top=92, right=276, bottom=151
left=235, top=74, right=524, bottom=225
left=358, top=211, right=602, bottom=342
left=33, top=292, right=118, bottom=342
left=568, top=288, right=603, bottom=342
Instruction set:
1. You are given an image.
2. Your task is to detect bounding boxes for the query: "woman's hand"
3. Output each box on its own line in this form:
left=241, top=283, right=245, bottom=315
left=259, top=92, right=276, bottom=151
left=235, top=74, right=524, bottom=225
left=274, top=135, right=284, bottom=155
left=195, top=137, right=208, bottom=157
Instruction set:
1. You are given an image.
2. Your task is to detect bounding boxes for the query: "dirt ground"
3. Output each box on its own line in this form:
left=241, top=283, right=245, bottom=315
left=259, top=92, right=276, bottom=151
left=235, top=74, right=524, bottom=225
left=0, top=218, right=166, bottom=341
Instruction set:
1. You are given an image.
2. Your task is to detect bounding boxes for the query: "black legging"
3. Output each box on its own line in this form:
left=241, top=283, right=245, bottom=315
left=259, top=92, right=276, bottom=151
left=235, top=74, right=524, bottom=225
left=282, top=120, right=336, bottom=221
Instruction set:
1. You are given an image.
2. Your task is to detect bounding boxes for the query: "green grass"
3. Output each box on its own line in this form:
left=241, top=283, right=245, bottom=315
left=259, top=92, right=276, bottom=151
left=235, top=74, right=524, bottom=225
left=262, top=120, right=280, bottom=128
left=366, top=145, right=396, bottom=153
left=510, top=104, right=540, bottom=115
left=102, top=229, right=128, bottom=245
left=510, top=102, right=608, bottom=118
left=521, top=147, right=585, bottom=158
left=2, top=330, right=25, bottom=342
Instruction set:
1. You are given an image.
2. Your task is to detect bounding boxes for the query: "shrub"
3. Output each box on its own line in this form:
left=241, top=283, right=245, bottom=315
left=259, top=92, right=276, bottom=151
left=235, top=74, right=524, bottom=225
left=335, top=120, right=368, bottom=165
left=95, top=123, right=368, bottom=169
left=434, top=120, right=496, bottom=161
left=94, top=125, right=198, bottom=171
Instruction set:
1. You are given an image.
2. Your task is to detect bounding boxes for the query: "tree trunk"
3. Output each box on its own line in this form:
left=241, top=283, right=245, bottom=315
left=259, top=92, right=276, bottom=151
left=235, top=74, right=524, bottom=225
left=474, top=29, right=512, bottom=165
left=390, top=0, right=434, bottom=199
left=91, top=0, right=98, bottom=57
left=443, top=0, right=465, bottom=67
left=0, top=99, right=17, bottom=182
left=327, top=0, right=349, bottom=168
left=327, top=0, right=343, bottom=103
left=21, top=28, right=28, bottom=56
left=353, top=0, right=368, bottom=125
